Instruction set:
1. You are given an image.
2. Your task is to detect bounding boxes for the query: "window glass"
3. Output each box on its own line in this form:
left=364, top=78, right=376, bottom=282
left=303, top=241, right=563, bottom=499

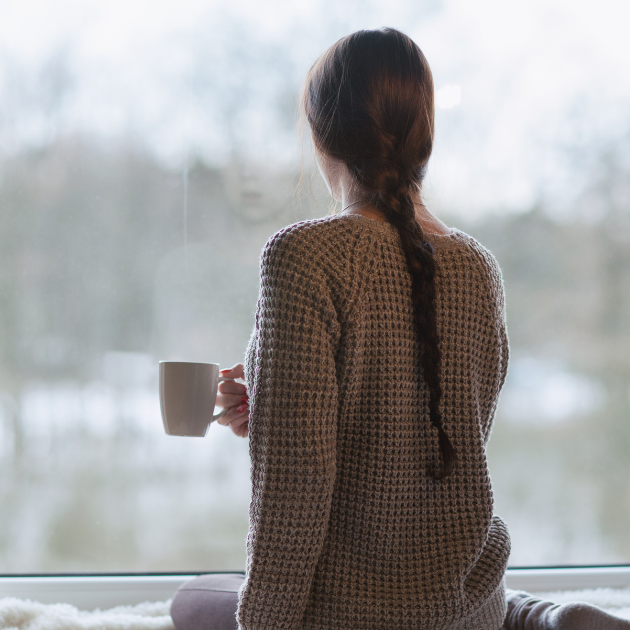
left=1, top=0, right=629, bottom=572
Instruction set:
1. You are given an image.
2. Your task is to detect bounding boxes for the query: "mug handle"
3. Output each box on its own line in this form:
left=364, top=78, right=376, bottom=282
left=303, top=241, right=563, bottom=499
left=212, top=376, right=232, bottom=422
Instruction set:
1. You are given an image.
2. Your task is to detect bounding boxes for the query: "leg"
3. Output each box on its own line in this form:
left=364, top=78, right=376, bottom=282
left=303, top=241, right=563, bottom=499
left=504, top=589, right=630, bottom=630
left=171, top=573, right=245, bottom=630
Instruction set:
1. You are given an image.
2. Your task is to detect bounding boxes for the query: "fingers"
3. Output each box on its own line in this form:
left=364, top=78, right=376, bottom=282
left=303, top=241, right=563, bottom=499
left=216, top=392, right=248, bottom=410
left=216, top=363, right=249, bottom=438
left=220, top=402, right=249, bottom=424
left=216, top=403, right=249, bottom=438
left=218, top=379, right=247, bottom=396
left=217, top=366, right=248, bottom=410
left=219, top=363, right=245, bottom=380
left=229, top=415, right=249, bottom=438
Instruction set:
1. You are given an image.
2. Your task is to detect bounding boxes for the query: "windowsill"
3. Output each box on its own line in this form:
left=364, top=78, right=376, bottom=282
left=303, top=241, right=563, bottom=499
left=1, top=568, right=629, bottom=610
left=0, top=574, right=195, bottom=610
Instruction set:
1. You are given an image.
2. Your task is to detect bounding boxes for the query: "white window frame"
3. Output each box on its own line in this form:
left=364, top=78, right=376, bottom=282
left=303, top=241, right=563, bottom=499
left=1, top=567, right=630, bottom=610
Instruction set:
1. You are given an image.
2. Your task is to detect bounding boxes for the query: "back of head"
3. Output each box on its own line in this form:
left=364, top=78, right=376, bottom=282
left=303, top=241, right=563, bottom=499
left=303, top=28, right=456, bottom=480
left=303, top=28, right=434, bottom=210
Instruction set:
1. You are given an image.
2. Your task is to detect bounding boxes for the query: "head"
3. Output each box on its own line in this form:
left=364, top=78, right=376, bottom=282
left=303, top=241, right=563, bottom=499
left=303, top=28, right=456, bottom=479
left=303, top=27, right=434, bottom=212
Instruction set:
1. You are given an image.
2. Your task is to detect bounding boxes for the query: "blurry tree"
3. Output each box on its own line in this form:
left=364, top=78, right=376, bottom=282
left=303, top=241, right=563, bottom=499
left=0, top=23, right=629, bottom=570
left=470, top=144, right=630, bottom=560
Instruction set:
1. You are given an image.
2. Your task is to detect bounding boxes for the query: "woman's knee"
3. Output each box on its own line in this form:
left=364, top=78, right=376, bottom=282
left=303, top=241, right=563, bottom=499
left=171, top=574, right=244, bottom=630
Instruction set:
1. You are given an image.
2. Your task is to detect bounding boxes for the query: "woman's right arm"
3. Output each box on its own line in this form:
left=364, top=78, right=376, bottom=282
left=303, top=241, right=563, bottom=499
left=236, top=228, right=340, bottom=630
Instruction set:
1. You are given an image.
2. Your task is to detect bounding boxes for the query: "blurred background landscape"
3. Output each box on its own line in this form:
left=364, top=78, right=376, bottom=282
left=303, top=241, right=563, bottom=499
left=0, top=0, right=629, bottom=571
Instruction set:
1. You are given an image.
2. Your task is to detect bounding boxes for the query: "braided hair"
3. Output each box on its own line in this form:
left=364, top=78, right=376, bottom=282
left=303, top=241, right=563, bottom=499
left=303, top=28, right=456, bottom=479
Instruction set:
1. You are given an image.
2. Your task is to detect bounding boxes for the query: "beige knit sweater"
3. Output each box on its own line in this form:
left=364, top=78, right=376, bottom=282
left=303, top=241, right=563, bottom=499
left=239, top=214, right=511, bottom=630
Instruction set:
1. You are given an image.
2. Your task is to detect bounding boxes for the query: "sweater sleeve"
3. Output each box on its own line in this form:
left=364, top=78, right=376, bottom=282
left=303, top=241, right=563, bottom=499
left=238, top=228, right=340, bottom=630
left=481, top=255, right=510, bottom=444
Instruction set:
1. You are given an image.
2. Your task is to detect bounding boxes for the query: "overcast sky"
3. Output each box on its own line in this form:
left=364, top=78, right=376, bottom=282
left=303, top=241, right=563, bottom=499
left=1, top=0, right=630, bottom=217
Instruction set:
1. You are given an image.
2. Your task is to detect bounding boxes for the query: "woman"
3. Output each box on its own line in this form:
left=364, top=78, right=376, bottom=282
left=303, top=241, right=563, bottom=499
left=171, top=28, right=630, bottom=630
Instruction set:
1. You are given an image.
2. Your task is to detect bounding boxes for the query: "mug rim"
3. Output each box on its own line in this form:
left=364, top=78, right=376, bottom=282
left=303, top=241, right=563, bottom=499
left=159, top=360, right=219, bottom=366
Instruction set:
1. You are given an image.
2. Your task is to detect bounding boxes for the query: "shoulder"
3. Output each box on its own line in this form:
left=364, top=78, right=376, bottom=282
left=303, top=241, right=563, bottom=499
left=261, top=217, right=338, bottom=263
left=429, top=228, right=506, bottom=314
left=260, top=215, right=379, bottom=276
left=454, top=230, right=503, bottom=282
left=435, top=229, right=504, bottom=285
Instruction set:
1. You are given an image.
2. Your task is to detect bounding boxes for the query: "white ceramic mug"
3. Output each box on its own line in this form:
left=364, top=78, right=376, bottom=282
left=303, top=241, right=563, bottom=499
left=159, top=361, right=231, bottom=437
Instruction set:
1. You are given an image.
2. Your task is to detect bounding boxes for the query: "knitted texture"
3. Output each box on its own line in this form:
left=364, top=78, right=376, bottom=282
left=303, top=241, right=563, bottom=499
left=238, top=214, right=511, bottom=630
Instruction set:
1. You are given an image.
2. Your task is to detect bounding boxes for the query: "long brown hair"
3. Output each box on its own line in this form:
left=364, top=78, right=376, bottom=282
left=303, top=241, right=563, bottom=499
left=303, top=28, right=456, bottom=479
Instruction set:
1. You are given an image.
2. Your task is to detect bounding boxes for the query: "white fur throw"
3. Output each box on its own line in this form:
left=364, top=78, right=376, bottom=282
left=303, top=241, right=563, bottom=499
left=0, top=599, right=173, bottom=630
left=1, top=589, right=629, bottom=629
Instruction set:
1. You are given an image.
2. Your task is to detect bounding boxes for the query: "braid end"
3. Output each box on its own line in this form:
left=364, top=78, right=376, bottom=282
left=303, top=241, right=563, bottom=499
left=429, top=425, right=456, bottom=480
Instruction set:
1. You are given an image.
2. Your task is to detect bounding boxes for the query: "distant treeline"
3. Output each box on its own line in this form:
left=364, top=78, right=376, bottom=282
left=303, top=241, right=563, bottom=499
left=0, top=135, right=628, bottom=567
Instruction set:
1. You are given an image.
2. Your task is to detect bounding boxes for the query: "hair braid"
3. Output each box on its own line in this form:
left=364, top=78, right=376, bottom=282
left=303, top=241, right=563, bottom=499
left=375, top=177, right=456, bottom=480
left=303, top=27, right=457, bottom=478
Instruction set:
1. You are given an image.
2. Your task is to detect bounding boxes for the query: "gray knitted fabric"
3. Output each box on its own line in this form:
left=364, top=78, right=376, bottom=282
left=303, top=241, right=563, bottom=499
left=239, top=214, right=511, bottom=630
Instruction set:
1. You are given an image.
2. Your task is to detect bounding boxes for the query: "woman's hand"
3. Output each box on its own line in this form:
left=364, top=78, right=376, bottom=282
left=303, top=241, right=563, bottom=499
left=215, top=364, right=249, bottom=438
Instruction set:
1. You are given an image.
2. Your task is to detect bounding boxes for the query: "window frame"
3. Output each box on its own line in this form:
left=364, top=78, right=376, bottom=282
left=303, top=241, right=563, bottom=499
left=1, top=567, right=629, bottom=610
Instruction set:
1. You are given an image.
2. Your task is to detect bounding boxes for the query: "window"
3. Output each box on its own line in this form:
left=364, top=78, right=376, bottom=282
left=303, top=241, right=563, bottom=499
left=1, top=0, right=629, bottom=573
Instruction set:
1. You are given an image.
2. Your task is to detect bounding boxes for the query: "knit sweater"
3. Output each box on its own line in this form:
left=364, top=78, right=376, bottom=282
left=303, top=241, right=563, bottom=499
left=238, top=214, right=511, bottom=630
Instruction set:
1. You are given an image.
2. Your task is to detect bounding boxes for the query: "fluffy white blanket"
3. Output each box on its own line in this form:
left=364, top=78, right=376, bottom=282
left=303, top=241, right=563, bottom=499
left=0, top=599, right=174, bottom=630
left=1, top=589, right=629, bottom=629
